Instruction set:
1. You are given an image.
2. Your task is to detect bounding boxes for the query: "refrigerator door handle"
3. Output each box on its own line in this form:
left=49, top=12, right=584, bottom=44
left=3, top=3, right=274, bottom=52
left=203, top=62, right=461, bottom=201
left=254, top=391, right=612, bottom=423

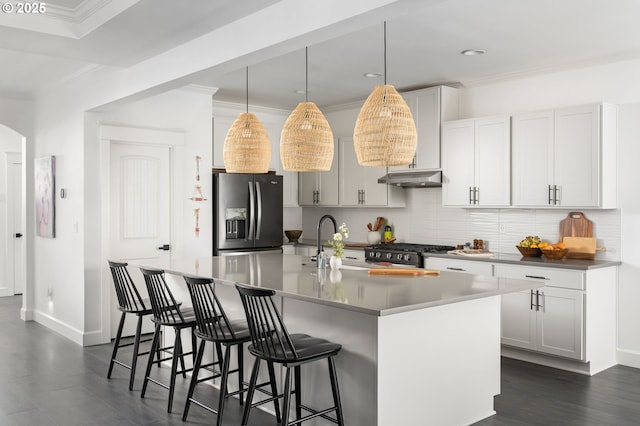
left=248, top=181, right=255, bottom=240
left=255, top=181, right=262, bottom=240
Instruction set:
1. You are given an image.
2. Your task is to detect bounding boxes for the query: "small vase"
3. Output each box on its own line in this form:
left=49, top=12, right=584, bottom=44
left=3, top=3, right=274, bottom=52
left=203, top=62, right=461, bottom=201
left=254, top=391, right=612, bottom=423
left=330, top=255, right=342, bottom=270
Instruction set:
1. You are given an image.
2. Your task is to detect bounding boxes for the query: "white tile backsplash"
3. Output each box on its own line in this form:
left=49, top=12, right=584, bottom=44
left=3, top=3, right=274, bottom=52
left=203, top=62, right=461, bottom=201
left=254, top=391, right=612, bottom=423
left=301, top=187, right=621, bottom=261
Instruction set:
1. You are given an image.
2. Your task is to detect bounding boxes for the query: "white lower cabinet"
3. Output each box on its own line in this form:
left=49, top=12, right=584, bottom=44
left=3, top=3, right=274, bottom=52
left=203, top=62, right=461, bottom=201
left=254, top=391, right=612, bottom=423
left=496, top=264, right=616, bottom=374
left=425, top=258, right=616, bottom=374
left=501, top=286, right=584, bottom=360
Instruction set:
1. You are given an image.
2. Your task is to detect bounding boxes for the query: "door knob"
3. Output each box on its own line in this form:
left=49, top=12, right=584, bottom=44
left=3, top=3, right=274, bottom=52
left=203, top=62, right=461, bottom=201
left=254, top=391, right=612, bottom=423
left=15, top=233, right=23, bottom=238
left=157, top=244, right=170, bottom=251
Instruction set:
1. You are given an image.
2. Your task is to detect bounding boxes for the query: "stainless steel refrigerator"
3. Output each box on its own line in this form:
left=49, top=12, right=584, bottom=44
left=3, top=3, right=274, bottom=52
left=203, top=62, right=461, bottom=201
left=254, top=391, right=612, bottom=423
left=213, top=173, right=283, bottom=255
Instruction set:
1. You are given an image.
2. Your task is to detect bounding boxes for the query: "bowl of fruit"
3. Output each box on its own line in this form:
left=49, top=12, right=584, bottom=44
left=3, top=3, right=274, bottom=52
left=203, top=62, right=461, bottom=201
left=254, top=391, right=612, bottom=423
left=516, top=236, right=547, bottom=257
left=540, top=242, right=568, bottom=260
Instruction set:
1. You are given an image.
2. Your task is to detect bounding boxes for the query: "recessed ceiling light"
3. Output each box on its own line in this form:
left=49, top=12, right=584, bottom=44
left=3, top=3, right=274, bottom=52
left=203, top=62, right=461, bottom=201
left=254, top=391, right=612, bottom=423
left=363, top=72, right=383, bottom=78
left=294, top=89, right=306, bottom=94
left=461, top=49, right=486, bottom=56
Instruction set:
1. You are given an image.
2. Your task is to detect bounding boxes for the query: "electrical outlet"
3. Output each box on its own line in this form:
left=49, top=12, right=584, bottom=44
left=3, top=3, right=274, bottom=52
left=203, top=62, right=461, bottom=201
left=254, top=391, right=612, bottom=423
left=499, top=223, right=506, bottom=233
left=47, top=287, right=53, bottom=299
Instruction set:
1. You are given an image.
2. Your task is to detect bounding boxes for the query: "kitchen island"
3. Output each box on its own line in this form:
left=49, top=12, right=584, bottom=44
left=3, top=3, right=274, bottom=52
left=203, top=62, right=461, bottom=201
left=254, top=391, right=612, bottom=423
left=131, top=253, right=537, bottom=426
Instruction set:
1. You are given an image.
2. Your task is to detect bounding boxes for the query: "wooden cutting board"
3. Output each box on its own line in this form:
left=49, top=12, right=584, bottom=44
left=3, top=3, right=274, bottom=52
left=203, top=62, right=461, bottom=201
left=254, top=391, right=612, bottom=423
left=559, top=212, right=593, bottom=239
left=368, top=269, right=440, bottom=276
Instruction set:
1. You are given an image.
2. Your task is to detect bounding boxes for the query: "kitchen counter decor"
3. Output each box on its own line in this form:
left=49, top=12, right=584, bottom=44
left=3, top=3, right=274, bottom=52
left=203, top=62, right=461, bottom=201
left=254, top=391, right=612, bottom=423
left=328, top=222, right=349, bottom=269
left=516, top=245, right=542, bottom=257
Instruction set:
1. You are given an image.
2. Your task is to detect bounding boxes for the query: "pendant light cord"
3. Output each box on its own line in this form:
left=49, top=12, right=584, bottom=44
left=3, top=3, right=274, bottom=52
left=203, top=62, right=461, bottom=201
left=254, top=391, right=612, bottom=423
left=245, top=66, right=249, bottom=114
left=305, top=47, right=309, bottom=102
left=383, top=21, right=387, bottom=85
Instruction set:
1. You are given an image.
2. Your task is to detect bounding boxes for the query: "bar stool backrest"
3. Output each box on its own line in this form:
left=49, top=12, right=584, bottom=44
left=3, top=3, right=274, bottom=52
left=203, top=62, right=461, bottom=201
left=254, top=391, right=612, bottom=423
left=141, top=267, right=184, bottom=324
left=108, top=260, right=147, bottom=312
left=184, top=275, right=237, bottom=341
left=235, top=284, right=298, bottom=360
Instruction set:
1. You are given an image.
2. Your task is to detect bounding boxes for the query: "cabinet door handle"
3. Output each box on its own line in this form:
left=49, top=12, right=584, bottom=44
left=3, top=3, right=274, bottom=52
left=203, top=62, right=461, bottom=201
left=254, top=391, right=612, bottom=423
left=530, top=290, right=535, bottom=310
left=345, top=256, right=358, bottom=260
left=548, top=185, right=553, bottom=205
left=447, top=267, right=465, bottom=271
left=474, top=187, right=479, bottom=205
left=537, top=290, right=544, bottom=312
left=554, top=185, right=560, bottom=205
left=525, top=275, right=550, bottom=280
left=362, top=189, right=365, bottom=204
left=469, top=187, right=473, bottom=205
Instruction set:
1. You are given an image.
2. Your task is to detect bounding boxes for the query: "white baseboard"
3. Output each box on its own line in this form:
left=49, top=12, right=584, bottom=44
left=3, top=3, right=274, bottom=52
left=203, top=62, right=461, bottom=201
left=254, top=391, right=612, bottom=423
left=33, top=310, right=111, bottom=347
left=501, top=347, right=605, bottom=375
left=83, top=330, right=109, bottom=346
left=617, top=349, right=640, bottom=368
left=33, top=310, right=83, bottom=346
left=21, top=307, right=33, bottom=321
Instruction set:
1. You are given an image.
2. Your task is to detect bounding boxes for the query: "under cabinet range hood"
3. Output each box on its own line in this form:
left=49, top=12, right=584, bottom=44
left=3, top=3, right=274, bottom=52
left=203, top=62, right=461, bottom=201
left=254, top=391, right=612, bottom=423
left=377, top=170, right=442, bottom=188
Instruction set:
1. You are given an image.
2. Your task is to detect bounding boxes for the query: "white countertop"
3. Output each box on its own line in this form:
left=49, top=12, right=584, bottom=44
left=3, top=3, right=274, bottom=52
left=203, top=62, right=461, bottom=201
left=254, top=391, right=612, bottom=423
left=130, top=253, right=537, bottom=316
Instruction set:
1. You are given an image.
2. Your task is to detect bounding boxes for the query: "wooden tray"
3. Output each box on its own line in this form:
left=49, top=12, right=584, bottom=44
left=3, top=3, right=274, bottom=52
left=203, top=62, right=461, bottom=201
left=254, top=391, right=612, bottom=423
left=563, top=236, right=597, bottom=259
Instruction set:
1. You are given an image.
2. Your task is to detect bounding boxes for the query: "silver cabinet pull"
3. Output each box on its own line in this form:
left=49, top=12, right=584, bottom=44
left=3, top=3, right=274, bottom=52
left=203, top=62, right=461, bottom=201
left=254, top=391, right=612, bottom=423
left=548, top=185, right=553, bottom=205
left=447, top=267, right=465, bottom=271
left=469, top=187, right=473, bottom=205
left=525, top=275, right=550, bottom=280
left=530, top=290, right=535, bottom=310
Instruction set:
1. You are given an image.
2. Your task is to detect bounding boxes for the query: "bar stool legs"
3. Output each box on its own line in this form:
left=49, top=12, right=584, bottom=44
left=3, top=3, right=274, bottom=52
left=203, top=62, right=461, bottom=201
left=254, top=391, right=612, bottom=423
left=107, top=311, right=150, bottom=391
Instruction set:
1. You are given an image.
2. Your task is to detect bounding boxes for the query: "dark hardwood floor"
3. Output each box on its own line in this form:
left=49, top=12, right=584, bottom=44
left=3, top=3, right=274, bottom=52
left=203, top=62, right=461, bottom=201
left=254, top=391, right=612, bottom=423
left=2, top=295, right=640, bottom=425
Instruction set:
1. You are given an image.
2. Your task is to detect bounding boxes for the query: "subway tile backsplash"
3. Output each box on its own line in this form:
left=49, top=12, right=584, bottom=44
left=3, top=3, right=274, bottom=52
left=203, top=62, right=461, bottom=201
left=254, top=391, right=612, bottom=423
left=302, top=188, right=621, bottom=261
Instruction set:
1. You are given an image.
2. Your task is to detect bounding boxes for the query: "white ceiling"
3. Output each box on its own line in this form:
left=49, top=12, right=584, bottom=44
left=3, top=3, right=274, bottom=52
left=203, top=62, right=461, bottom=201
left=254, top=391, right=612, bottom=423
left=3, top=0, right=640, bottom=109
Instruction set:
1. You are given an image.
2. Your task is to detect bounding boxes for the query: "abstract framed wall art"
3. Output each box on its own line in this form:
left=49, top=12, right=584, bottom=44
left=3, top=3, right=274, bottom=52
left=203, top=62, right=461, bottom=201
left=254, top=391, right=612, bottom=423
left=35, top=155, right=55, bottom=238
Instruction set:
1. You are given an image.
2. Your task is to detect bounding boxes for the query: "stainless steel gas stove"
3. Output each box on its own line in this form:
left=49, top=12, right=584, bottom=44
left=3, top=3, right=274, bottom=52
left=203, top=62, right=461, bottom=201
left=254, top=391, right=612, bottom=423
left=365, top=243, right=456, bottom=267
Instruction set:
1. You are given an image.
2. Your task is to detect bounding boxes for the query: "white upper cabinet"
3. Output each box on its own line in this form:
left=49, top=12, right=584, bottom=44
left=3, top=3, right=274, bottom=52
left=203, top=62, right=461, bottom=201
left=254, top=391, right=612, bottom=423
left=339, top=137, right=404, bottom=207
left=512, top=103, right=617, bottom=208
left=298, top=139, right=339, bottom=206
left=511, top=111, right=555, bottom=206
left=442, top=116, right=511, bottom=207
left=389, top=86, right=459, bottom=172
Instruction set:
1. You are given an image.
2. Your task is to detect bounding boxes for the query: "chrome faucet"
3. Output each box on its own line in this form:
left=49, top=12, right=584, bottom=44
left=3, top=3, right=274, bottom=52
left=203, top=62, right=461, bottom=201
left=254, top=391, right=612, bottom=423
left=317, top=214, right=338, bottom=262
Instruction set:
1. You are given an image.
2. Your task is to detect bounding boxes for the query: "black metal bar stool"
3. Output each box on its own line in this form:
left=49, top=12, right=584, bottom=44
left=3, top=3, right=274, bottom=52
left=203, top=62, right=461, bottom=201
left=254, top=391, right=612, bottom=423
left=182, top=276, right=282, bottom=425
left=235, top=284, right=345, bottom=426
left=139, top=267, right=197, bottom=413
left=107, top=260, right=155, bottom=391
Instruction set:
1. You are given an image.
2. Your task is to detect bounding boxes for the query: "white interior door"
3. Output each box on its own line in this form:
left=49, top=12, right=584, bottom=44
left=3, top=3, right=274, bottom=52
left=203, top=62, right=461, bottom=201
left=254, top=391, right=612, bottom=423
left=8, top=158, right=24, bottom=295
left=109, top=142, right=172, bottom=337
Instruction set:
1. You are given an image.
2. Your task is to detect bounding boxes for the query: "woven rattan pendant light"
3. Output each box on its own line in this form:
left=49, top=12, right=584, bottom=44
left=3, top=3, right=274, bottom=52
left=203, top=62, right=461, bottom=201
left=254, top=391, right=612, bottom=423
left=354, top=22, right=417, bottom=167
left=223, top=67, right=271, bottom=173
left=280, top=47, right=334, bottom=172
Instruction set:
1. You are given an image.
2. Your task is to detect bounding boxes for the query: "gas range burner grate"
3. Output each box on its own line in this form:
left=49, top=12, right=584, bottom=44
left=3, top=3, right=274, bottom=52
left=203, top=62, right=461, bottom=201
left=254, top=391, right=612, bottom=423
left=370, top=243, right=456, bottom=253
left=365, top=243, right=456, bottom=267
